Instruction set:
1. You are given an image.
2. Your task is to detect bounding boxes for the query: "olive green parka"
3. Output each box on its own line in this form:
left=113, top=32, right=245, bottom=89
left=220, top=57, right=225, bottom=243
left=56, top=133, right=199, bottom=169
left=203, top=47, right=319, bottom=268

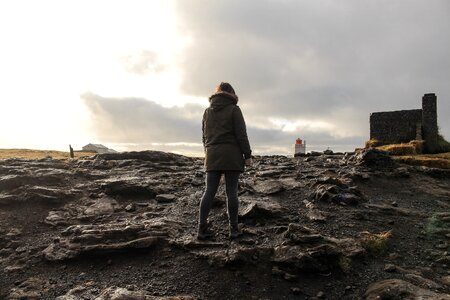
left=202, top=92, right=252, bottom=172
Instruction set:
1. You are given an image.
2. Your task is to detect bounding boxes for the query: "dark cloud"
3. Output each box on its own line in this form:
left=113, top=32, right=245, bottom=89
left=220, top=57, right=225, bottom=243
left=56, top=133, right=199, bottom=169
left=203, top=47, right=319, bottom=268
left=82, top=92, right=365, bottom=155
left=175, top=0, right=450, bottom=139
left=81, top=92, right=203, bottom=144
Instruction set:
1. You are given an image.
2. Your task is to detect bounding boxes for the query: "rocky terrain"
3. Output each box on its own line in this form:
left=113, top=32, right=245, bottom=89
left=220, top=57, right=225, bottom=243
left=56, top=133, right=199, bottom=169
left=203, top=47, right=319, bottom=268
left=0, top=149, right=449, bottom=299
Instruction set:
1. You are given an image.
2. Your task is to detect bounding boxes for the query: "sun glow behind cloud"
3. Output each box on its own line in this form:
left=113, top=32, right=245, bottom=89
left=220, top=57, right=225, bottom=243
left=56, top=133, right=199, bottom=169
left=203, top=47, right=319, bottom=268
left=0, top=0, right=197, bottom=150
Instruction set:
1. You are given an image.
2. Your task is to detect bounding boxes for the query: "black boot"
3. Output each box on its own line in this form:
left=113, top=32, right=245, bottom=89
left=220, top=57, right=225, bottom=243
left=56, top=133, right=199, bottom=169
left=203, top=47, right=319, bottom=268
left=229, top=224, right=240, bottom=239
left=197, top=223, right=214, bottom=240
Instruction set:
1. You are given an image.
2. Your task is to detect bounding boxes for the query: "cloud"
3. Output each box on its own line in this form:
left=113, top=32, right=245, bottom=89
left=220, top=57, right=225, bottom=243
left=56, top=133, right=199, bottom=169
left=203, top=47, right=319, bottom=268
left=81, top=92, right=203, bottom=144
left=174, top=0, right=450, bottom=139
left=82, top=92, right=366, bottom=155
left=120, top=50, right=165, bottom=75
left=79, top=1, right=450, bottom=155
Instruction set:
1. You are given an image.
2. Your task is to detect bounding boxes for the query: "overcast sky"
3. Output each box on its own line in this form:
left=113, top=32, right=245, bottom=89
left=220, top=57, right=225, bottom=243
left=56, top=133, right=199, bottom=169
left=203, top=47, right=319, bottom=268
left=1, top=1, right=449, bottom=156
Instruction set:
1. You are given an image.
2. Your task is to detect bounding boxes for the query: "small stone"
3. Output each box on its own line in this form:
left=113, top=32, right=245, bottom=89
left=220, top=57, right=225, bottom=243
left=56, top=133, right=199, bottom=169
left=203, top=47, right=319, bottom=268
left=389, top=252, right=401, bottom=260
left=283, top=272, right=298, bottom=282
left=306, top=209, right=327, bottom=223
left=391, top=201, right=398, bottom=207
left=384, top=264, right=397, bottom=273
left=15, top=246, right=27, bottom=253
left=155, top=194, right=176, bottom=203
left=442, top=276, right=450, bottom=286
left=291, top=287, right=302, bottom=295
left=6, top=228, right=22, bottom=237
left=272, top=266, right=284, bottom=276
left=125, top=203, right=135, bottom=212
left=317, top=291, right=325, bottom=298
left=435, top=241, right=448, bottom=250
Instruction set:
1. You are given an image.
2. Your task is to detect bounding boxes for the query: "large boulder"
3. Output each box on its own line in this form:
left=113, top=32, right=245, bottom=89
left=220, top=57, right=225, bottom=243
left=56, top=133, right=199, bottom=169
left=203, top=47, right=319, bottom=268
left=43, top=217, right=182, bottom=261
left=239, top=198, right=283, bottom=221
left=56, top=284, right=195, bottom=300
left=102, top=180, right=156, bottom=199
left=96, top=150, right=192, bottom=165
left=45, top=196, right=120, bottom=226
left=199, top=246, right=274, bottom=268
left=252, top=180, right=285, bottom=195
left=350, top=148, right=395, bottom=168
left=272, top=224, right=364, bottom=272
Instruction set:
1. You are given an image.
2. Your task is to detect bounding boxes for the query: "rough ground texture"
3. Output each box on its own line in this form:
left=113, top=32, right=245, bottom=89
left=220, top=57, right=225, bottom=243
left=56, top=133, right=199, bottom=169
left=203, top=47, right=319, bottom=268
left=0, top=149, right=449, bottom=299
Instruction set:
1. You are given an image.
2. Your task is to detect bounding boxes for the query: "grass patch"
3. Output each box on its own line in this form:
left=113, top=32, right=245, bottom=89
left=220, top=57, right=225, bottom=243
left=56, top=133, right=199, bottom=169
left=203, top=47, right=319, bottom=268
left=377, top=143, right=417, bottom=155
left=365, top=139, right=384, bottom=148
left=394, top=153, right=450, bottom=169
left=360, top=230, right=392, bottom=256
left=425, top=214, right=443, bottom=237
left=367, top=138, right=450, bottom=168
left=338, top=256, right=352, bottom=273
left=0, top=149, right=96, bottom=160
left=376, top=140, right=424, bottom=156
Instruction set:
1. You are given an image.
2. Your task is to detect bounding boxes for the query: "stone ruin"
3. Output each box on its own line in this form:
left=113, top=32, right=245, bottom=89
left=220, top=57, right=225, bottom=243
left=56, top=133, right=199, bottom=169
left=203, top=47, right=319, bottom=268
left=369, top=93, right=438, bottom=152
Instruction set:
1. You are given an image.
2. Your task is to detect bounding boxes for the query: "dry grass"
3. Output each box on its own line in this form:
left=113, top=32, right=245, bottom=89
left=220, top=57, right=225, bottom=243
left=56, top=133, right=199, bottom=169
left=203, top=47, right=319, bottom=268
left=376, top=140, right=424, bottom=156
left=377, top=143, right=416, bottom=155
left=394, top=154, right=450, bottom=169
left=426, top=152, right=450, bottom=159
left=0, top=149, right=96, bottom=160
left=366, top=139, right=450, bottom=168
left=365, top=139, right=384, bottom=148
left=360, top=230, right=392, bottom=256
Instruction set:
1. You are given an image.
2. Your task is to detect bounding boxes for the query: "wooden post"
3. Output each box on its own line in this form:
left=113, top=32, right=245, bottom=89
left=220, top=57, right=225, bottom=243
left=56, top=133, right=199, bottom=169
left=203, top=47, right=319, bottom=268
left=69, top=145, right=74, bottom=158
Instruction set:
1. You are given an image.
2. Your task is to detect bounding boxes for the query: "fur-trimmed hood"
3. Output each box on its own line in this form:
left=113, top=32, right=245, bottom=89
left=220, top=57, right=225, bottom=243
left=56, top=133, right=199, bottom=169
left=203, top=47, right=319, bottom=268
left=209, top=91, right=238, bottom=105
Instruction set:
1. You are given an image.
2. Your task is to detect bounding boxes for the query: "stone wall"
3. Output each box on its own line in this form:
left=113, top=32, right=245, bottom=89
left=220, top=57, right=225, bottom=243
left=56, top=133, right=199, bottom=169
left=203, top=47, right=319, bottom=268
left=422, top=93, right=438, bottom=153
left=370, top=109, right=422, bottom=144
left=369, top=93, right=439, bottom=153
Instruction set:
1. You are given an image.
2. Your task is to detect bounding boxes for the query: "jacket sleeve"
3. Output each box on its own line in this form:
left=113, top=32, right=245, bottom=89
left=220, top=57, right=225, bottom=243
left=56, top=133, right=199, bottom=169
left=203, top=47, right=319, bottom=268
left=232, top=106, right=252, bottom=159
left=202, top=109, right=207, bottom=152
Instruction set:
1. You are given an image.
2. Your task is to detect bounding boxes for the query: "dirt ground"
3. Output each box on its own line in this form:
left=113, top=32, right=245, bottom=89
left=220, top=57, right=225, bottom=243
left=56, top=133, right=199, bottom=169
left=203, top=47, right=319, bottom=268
left=0, top=150, right=449, bottom=299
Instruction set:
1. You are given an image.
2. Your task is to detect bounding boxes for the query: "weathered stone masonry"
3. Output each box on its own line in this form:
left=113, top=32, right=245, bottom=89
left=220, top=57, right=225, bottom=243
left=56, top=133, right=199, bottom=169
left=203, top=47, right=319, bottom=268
left=370, top=93, right=438, bottom=153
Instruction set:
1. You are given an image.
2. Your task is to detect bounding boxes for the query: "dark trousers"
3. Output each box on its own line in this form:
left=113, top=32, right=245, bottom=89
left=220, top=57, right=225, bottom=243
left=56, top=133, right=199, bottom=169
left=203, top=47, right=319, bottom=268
left=199, top=171, right=240, bottom=226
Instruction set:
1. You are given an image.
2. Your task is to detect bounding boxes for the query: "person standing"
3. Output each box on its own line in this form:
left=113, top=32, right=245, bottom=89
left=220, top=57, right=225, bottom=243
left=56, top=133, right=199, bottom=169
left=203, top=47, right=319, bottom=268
left=198, top=82, right=252, bottom=240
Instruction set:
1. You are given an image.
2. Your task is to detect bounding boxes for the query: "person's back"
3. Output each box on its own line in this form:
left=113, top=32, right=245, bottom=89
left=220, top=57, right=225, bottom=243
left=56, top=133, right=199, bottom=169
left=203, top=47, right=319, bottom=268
left=203, top=97, right=237, bottom=146
left=198, top=82, right=252, bottom=240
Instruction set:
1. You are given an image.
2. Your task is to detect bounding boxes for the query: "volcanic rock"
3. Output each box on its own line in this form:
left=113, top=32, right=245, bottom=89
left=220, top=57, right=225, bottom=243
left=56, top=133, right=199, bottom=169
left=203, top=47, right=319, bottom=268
left=1, top=150, right=450, bottom=299
left=43, top=217, right=182, bottom=261
left=102, top=180, right=156, bottom=199
left=239, top=199, right=283, bottom=221
left=365, top=279, right=450, bottom=300
left=56, top=284, right=195, bottom=300
left=351, top=148, right=395, bottom=167
left=155, top=194, right=177, bottom=203
left=251, top=180, right=285, bottom=195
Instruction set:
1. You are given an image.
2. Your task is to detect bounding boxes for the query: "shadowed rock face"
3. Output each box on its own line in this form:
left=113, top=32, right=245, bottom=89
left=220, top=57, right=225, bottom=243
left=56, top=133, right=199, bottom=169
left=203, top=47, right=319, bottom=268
left=0, top=151, right=449, bottom=299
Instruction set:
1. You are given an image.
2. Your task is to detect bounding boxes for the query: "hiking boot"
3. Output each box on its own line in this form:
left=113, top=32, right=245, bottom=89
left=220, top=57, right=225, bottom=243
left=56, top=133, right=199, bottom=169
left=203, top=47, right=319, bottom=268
left=229, top=224, right=240, bottom=239
left=197, top=223, right=214, bottom=240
